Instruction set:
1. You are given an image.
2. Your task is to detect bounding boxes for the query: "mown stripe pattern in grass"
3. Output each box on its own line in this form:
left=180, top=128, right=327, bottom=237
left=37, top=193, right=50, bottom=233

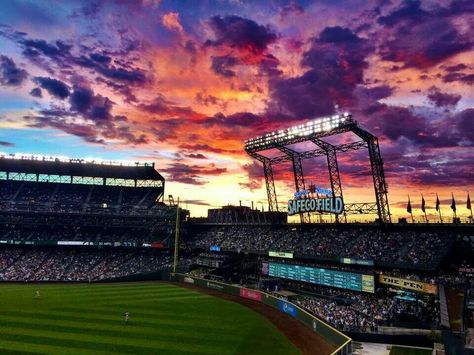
left=0, top=283, right=300, bottom=355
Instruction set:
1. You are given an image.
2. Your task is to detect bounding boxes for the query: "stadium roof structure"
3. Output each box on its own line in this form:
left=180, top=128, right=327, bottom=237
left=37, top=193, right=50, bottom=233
left=0, top=154, right=164, bottom=181
left=244, top=113, right=391, bottom=223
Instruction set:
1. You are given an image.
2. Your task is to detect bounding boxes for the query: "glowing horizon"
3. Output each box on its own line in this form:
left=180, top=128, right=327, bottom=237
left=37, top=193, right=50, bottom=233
left=0, top=0, right=472, bottom=220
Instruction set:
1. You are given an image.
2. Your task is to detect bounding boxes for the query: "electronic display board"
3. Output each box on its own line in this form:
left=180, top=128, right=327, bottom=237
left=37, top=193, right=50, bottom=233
left=267, top=262, right=374, bottom=293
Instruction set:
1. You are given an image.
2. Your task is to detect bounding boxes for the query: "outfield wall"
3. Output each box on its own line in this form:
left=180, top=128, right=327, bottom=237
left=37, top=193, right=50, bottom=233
left=173, top=273, right=352, bottom=355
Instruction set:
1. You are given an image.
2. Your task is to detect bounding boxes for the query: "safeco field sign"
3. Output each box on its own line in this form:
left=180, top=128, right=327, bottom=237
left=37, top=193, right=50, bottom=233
left=288, top=197, right=344, bottom=216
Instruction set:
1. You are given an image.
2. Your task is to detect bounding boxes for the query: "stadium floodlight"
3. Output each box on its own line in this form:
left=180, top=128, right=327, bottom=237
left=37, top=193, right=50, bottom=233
left=244, top=113, right=353, bottom=152
left=0, top=153, right=153, bottom=167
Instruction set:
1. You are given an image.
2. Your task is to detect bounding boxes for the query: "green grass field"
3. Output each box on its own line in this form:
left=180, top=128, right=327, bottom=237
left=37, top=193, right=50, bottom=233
left=0, top=283, right=301, bottom=355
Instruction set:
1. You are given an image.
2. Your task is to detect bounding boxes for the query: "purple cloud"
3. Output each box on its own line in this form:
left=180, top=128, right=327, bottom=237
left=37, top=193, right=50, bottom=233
left=161, top=162, right=227, bottom=185
left=427, top=86, right=461, bottom=107
left=205, top=15, right=277, bottom=54
left=268, top=26, right=371, bottom=118
left=33, top=77, right=69, bottom=99
left=29, top=87, right=42, bottom=97
left=0, top=55, right=28, bottom=86
left=210, top=55, right=238, bottom=77
left=0, top=141, right=15, bottom=147
left=377, top=1, right=473, bottom=69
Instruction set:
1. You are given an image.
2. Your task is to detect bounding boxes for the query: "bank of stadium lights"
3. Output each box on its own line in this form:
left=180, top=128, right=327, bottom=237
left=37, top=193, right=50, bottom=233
left=244, top=112, right=352, bottom=150
left=0, top=153, right=153, bottom=167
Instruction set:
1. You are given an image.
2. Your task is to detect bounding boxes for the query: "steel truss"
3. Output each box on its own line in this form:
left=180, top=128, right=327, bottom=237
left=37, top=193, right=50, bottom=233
left=311, top=138, right=345, bottom=223
left=245, top=116, right=391, bottom=223
left=276, top=147, right=310, bottom=223
left=249, top=153, right=278, bottom=212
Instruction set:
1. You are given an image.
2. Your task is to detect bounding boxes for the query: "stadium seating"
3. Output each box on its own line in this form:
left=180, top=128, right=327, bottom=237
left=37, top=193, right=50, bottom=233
left=0, top=247, right=172, bottom=281
left=187, top=225, right=455, bottom=270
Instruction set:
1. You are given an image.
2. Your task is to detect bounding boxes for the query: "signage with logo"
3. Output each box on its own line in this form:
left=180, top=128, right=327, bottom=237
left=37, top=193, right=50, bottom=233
left=288, top=197, right=344, bottom=216
left=184, top=277, right=195, bottom=284
left=206, top=281, right=224, bottom=291
left=240, top=288, right=262, bottom=301
left=269, top=251, right=294, bottom=259
left=294, top=187, right=333, bottom=199
left=210, top=245, right=221, bottom=252
left=278, top=300, right=297, bottom=317
left=340, top=257, right=374, bottom=266
left=379, top=275, right=438, bottom=295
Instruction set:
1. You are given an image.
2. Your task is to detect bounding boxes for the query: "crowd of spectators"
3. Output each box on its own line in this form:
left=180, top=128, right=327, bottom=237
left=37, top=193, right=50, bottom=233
left=277, top=280, right=440, bottom=332
left=0, top=247, right=173, bottom=281
left=188, top=226, right=455, bottom=268
left=295, top=290, right=439, bottom=332
left=0, top=223, right=173, bottom=244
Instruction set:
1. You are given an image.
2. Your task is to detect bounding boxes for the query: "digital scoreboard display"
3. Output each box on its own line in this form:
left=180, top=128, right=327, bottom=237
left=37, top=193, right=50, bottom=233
left=267, top=262, right=374, bottom=293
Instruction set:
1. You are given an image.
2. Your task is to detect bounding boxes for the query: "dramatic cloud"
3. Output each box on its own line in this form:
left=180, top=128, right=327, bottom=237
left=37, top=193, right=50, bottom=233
left=206, top=15, right=277, bottom=54
left=269, top=26, right=371, bottom=118
left=69, top=85, right=114, bottom=122
left=0, top=141, right=15, bottom=147
left=377, top=0, right=473, bottom=69
left=0, top=0, right=472, bottom=214
left=0, top=55, right=27, bottom=86
left=21, top=39, right=71, bottom=60
left=29, top=87, right=42, bottom=97
left=33, top=77, right=69, bottom=99
left=427, top=86, right=461, bottom=108
left=161, top=163, right=227, bottom=185
left=210, top=55, right=238, bottom=77
left=162, top=12, right=184, bottom=33
left=239, top=161, right=263, bottom=191
left=184, top=153, right=207, bottom=159
left=139, top=96, right=201, bottom=119
left=441, top=64, right=474, bottom=85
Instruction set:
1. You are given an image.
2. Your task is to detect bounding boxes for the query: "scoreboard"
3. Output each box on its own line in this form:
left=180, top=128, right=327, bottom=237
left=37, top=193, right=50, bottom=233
left=266, top=262, right=374, bottom=293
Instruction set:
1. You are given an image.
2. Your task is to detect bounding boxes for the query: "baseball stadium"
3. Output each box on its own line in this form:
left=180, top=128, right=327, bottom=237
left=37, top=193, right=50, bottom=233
left=0, top=1, right=473, bottom=355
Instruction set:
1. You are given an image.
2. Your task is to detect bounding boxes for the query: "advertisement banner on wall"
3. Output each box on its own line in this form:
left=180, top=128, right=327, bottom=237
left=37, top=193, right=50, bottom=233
left=205, top=281, right=224, bottom=291
left=268, top=251, right=293, bottom=259
left=278, top=300, right=297, bottom=318
left=340, top=257, right=374, bottom=266
left=240, top=288, right=262, bottom=302
left=379, top=275, right=438, bottom=295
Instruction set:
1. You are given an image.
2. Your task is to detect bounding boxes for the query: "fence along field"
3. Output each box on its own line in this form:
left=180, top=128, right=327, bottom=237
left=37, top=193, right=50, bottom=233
left=0, top=283, right=300, bottom=355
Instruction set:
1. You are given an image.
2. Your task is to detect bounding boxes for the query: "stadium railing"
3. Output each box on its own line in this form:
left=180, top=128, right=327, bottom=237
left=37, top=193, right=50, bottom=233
left=172, top=273, right=352, bottom=355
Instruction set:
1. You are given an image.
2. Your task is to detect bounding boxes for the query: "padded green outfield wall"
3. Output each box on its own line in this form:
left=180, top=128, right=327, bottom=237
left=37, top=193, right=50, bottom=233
left=173, top=273, right=352, bottom=355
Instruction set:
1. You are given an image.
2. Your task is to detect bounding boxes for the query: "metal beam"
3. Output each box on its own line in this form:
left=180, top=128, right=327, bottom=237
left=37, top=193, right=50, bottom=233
left=351, top=127, right=391, bottom=223
left=263, top=159, right=278, bottom=212
left=277, top=147, right=309, bottom=223
left=245, top=119, right=357, bottom=153
left=311, top=138, right=345, bottom=223
left=245, top=115, right=391, bottom=224
left=269, top=140, right=366, bottom=165
left=249, top=152, right=279, bottom=212
left=344, top=202, right=378, bottom=215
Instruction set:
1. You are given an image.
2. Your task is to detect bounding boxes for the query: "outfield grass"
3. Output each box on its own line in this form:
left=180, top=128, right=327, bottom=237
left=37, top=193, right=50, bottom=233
left=0, top=283, right=301, bottom=355
left=389, top=346, right=432, bottom=355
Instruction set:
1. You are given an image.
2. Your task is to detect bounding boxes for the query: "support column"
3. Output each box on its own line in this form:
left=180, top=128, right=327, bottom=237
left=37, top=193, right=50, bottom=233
left=311, top=139, right=345, bottom=222
left=277, top=147, right=310, bottom=223
left=351, top=127, right=391, bottom=223
left=263, top=159, right=278, bottom=212
left=367, top=137, right=391, bottom=223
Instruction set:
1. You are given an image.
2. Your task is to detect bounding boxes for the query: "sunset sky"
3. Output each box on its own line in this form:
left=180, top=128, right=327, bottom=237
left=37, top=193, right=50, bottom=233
left=0, top=0, right=472, bottom=220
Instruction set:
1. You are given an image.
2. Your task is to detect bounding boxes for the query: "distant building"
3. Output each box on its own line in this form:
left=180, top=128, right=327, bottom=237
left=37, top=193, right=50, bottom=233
left=207, top=204, right=286, bottom=224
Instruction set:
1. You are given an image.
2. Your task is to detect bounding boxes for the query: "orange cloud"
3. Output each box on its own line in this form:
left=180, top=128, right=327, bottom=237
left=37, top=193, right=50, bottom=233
left=162, top=12, right=184, bottom=33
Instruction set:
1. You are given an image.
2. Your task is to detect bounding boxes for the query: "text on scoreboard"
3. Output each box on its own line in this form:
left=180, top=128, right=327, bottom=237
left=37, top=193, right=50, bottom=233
left=267, top=262, right=374, bottom=293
